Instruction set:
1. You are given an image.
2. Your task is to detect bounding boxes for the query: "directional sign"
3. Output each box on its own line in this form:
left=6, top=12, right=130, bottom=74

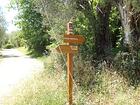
left=56, top=45, right=78, bottom=54
left=64, top=34, right=85, bottom=44
left=56, top=22, right=85, bottom=105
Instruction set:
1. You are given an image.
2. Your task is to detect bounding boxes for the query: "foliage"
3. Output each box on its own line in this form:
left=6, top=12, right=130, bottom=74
left=114, top=51, right=140, bottom=86
left=5, top=31, right=25, bottom=48
left=34, top=0, right=78, bottom=43
left=109, top=7, right=122, bottom=49
left=130, top=0, right=140, bottom=11
left=12, top=0, right=52, bottom=55
left=0, top=7, right=7, bottom=48
left=4, top=43, right=14, bottom=49
left=73, top=14, right=94, bottom=59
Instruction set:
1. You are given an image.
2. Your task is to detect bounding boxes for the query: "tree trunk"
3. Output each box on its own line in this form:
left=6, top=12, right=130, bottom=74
left=116, top=0, right=140, bottom=50
left=115, top=0, right=140, bottom=77
left=96, top=3, right=112, bottom=58
left=76, top=0, right=112, bottom=59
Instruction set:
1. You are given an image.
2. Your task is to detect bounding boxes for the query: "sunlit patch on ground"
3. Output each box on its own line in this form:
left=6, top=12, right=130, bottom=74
left=0, top=49, right=44, bottom=101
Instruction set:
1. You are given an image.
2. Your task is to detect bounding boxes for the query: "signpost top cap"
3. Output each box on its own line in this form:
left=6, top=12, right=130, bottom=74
left=68, top=21, right=72, bottom=24
left=67, top=22, right=73, bottom=27
left=67, top=22, right=73, bottom=34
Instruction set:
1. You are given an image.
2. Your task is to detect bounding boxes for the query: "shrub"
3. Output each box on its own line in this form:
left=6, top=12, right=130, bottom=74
left=4, top=43, right=14, bottom=49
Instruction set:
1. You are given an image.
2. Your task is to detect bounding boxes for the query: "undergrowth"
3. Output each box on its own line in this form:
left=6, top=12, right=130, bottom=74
left=1, top=50, right=140, bottom=105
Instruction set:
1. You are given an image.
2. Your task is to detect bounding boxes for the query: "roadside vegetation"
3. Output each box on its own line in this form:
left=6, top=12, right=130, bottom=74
left=0, top=0, right=140, bottom=104
left=1, top=50, right=140, bottom=105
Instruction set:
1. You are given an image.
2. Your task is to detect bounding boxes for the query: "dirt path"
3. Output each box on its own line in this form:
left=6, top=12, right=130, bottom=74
left=0, top=49, right=44, bottom=99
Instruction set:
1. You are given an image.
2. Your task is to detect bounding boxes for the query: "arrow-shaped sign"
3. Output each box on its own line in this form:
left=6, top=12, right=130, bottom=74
left=64, top=34, right=85, bottom=44
left=56, top=45, right=78, bottom=54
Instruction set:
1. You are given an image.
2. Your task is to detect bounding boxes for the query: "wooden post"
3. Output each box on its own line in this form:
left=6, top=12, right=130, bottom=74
left=67, top=22, right=73, bottom=105
left=56, top=22, right=85, bottom=105
left=67, top=53, right=73, bottom=105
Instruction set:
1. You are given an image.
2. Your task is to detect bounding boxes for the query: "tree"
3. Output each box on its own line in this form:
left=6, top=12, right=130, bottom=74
left=114, top=0, right=140, bottom=50
left=0, top=7, right=7, bottom=48
left=34, top=0, right=77, bottom=42
left=6, top=31, right=25, bottom=48
left=96, top=1, right=112, bottom=58
left=76, top=0, right=112, bottom=59
left=12, top=0, right=51, bottom=55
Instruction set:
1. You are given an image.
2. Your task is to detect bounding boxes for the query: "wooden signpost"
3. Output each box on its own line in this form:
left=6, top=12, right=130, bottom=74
left=56, top=22, right=85, bottom=105
left=64, top=34, right=85, bottom=44
left=56, top=45, right=78, bottom=54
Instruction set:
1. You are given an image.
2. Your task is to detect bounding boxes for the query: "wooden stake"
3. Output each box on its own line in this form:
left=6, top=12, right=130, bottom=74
left=67, top=53, right=73, bottom=105
left=67, top=22, right=73, bottom=105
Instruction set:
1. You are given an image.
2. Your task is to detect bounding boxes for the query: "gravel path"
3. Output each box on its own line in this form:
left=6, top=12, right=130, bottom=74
left=0, top=49, right=44, bottom=99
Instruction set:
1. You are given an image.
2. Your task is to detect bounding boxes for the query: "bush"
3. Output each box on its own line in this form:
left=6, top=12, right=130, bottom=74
left=4, top=44, right=14, bottom=49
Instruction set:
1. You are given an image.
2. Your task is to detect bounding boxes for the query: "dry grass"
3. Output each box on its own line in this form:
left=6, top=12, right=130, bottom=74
left=74, top=66, right=140, bottom=105
left=1, top=68, right=67, bottom=105
left=1, top=52, right=140, bottom=105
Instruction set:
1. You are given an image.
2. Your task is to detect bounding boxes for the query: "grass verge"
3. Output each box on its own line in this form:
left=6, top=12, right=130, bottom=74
left=1, top=62, right=67, bottom=105
left=1, top=49, right=140, bottom=105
